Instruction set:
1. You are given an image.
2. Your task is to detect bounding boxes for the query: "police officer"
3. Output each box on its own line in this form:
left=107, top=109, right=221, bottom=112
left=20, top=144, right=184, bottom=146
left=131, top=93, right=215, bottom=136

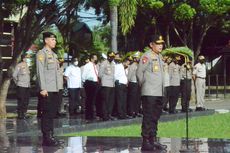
left=137, top=35, right=167, bottom=151
left=127, top=53, right=141, bottom=117
left=99, top=51, right=116, bottom=121
left=162, top=56, right=171, bottom=112
left=193, top=55, right=206, bottom=111
left=168, top=55, right=181, bottom=114
left=36, top=32, right=61, bottom=146
left=13, top=53, right=30, bottom=119
left=180, top=60, right=193, bottom=112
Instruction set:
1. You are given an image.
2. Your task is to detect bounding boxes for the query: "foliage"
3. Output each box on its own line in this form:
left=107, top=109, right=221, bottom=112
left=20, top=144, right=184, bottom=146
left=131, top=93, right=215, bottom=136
left=199, top=0, right=230, bottom=15
left=174, top=3, right=196, bottom=21
left=119, top=0, right=138, bottom=35
left=91, top=25, right=111, bottom=54
left=161, top=47, right=194, bottom=59
left=109, top=0, right=120, bottom=6
left=139, top=0, right=164, bottom=9
left=64, top=113, right=230, bottom=139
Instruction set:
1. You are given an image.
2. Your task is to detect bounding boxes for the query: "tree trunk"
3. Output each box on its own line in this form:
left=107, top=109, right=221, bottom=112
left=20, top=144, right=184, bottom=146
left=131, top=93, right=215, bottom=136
left=194, top=25, right=210, bottom=59
left=0, top=79, right=11, bottom=118
left=165, top=24, right=170, bottom=48
left=110, top=5, right=118, bottom=53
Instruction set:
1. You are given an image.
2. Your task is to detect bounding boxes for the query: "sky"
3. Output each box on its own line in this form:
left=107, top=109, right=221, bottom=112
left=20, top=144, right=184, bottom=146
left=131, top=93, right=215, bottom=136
left=77, top=7, right=103, bottom=30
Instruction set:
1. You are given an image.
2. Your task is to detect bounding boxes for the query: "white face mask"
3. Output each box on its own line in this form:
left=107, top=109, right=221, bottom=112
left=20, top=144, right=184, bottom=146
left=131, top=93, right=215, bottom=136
left=74, top=61, right=78, bottom=66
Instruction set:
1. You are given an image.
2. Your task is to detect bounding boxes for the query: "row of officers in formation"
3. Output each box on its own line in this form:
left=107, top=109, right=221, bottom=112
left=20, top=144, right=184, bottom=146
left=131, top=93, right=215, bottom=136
left=12, top=32, right=206, bottom=150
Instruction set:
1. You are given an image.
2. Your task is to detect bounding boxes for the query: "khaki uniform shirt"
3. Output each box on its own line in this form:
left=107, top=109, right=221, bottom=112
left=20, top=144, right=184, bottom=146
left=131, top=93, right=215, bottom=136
left=169, top=62, right=181, bottom=86
left=36, top=47, right=59, bottom=92
left=99, top=60, right=115, bottom=87
left=127, top=62, right=138, bottom=83
left=180, top=64, right=192, bottom=80
left=136, top=50, right=164, bottom=96
left=13, top=62, right=30, bottom=88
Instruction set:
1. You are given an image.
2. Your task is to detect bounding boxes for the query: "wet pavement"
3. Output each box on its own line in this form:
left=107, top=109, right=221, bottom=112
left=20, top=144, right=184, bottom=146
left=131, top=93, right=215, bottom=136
left=1, top=136, right=230, bottom=153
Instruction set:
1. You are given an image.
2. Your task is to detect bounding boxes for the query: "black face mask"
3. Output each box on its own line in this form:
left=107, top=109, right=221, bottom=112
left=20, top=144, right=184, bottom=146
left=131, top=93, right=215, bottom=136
left=200, top=60, right=205, bottom=64
left=108, top=57, right=114, bottom=62
left=94, top=60, right=98, bottom=64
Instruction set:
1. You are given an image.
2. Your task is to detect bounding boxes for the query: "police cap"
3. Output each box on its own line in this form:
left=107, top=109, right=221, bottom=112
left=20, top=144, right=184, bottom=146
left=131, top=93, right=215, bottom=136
left=149, top=35, right=165, bottom=44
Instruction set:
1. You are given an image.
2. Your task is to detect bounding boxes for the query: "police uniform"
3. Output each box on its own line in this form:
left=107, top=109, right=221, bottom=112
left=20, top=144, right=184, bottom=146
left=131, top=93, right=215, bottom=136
left=99, top=55, right=115, bottom=120
left=168, top=61, right=181, bottom=113
left=36, top=46, right=59, bottom=145
left=137, top=48, right=165, bottom=151
left=13, top=61, right=30, bottom=119
left=127, top=61, right=140, bottom=117
left=193, top=57, right=206, bottom=110
left=180, top=63, right=192, bottom=112
left=162, top=62, right=170, bottom=111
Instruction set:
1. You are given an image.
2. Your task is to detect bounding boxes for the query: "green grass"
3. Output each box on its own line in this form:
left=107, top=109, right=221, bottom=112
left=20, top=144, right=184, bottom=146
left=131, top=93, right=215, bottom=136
left=64, top=113, right=230, bottom=139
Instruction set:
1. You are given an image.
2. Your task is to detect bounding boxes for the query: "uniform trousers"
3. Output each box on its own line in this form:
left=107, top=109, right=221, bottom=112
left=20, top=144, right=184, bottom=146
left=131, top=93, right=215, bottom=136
left=84, top=80, right=99, bottom=120
left=195, top=78, right=206, bottom=107
left=68, top=88, right=81, bottom=114
left=41, top=92, right=58, bottom=136
left=115, top=82, right=127, bottom=118
left=180, top=79, right=192, bottom=111
left=57, top=89, right=63, bottom=114
left=17, top=86, right=30, bottom=115
left=168, top=86, right=180, bottom=112
left=141, top=96, right=163, bottom=138
left=101, top=87, right=115, bottom=120
left=162, top=86, right=170, bottom=109
left=127, top=82, right=139, bottom=115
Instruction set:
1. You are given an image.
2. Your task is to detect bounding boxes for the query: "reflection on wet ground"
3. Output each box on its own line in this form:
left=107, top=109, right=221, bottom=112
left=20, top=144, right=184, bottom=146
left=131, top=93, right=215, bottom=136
left=1, top=136, right=230, bottom=153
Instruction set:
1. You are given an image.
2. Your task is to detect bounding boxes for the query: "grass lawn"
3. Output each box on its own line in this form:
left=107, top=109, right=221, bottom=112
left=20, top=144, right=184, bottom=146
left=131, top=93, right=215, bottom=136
left=64, top=113, right=230, bottom=139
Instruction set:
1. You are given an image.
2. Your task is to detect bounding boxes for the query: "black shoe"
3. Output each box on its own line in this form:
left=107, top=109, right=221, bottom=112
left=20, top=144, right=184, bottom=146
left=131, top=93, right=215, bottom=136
left=109, top=115, right=117, bottom=121
left=141, top=139, right=154, bottom=151
left=169, top=110, right=177, bottom=114
left=195, top=107, right=203, bottom=111
left=42, top=137, right=60, bottom=146
left=149, top=137, right=167, bottom=150
left=136, top=113, right=143, bottom=117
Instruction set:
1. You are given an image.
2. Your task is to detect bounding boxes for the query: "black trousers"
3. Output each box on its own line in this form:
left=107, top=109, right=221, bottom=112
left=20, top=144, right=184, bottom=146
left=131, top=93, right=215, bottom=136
left=57, top=89, right=63, bottom=113
left=115, top=83, right=127, bottom=118
left=162, top=86, right=170, bottom=109
left=84, top=80, right=99, bottom=120
left=101, top=87, right=115, bottom=120
left=95, top=86, right=102, bottom=118
left=181, top=79, right=192, bottom=110
left=41, top=92, right=58, bottom=136
left=141, top=96, right=163, bottom=138
left=168, top=86, right=180, bottom=112
left=80, top=88, right=86, bottom=113
left=68, top=88, right=81, bottom=114
left=17, top=86, right=30, bottom=115
left=37, top=92, right=43, bottom=117
left=127, top=82, right=139, bottom=115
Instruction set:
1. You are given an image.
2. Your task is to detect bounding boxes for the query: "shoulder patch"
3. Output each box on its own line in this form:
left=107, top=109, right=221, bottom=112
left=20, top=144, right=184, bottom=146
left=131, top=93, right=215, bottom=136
left=142, top=56, right=148, bottom=64
left=38, top=54, right=44, bottom=61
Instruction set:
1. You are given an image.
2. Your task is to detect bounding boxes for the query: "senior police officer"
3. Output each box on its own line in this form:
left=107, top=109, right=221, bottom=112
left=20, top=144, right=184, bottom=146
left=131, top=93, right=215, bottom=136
left=137, top=35, right=167, bottom=151
left=193, top=55, right=206, bottom=111
left=36, top=32, right=61, bottom=146
left=13, top=53, right=30, bottom=119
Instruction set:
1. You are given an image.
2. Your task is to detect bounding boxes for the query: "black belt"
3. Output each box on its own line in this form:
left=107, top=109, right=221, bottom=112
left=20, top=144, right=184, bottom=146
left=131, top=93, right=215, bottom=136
left=197, top=76, right=205, bottom=79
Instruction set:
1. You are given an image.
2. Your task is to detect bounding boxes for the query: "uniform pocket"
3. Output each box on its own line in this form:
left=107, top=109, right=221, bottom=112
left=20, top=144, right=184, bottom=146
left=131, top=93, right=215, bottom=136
left=47, top=63, right=56, bottom=70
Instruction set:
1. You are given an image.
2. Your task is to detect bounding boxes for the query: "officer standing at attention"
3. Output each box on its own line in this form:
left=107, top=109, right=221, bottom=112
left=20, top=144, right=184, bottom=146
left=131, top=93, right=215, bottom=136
left=99, top=51, right=116, bottom=121
left=168, top=55, right=181, bottom=114
left=137, top=35, right=167, bottom=151
left=193, top=55, right=206, bottom=111
left=36, top=32, right=61, bottom=146
left=180, top=60, right=193, bottom=112
left=13, top=53, right=30, bottom=119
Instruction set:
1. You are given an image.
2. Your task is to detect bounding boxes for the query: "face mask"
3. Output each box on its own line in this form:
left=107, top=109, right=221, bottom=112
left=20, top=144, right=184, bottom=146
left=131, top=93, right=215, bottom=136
left=74, top=61, right=78, bottom=66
